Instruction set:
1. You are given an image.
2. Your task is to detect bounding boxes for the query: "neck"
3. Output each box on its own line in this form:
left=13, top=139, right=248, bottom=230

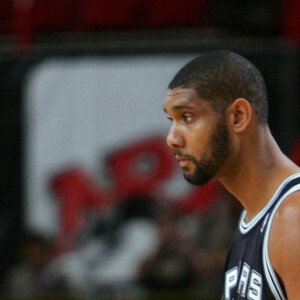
left=219, top=126, right=300, bottom=221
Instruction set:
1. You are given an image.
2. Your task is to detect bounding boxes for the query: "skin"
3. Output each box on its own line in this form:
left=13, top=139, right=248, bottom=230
left=164, top=88, right=231, bottom=186
left=164, top=87, right=300, bottom=299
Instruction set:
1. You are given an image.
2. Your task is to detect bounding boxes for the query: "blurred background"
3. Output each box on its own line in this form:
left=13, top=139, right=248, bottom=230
left=0, top=0, right=299, bottom=299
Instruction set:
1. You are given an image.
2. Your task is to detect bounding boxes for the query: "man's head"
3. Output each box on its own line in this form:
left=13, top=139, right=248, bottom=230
left=164, top=50, right=268, bottom=185
left=168, top=50, right=268, bottom=124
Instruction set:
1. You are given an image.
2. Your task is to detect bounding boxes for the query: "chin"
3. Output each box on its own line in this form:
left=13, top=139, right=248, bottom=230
left=183, top=172, right=212, bottom=186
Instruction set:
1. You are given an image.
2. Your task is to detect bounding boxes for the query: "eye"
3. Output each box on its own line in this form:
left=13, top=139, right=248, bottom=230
left=183, top=113, right=194, bottom=123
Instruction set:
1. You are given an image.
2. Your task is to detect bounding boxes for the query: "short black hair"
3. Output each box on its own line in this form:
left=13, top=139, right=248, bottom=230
left=168, top=50, right=268, bottom=124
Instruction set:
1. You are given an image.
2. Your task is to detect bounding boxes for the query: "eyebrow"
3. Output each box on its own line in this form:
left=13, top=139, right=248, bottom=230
left=164, top=104, right=195, bottom=113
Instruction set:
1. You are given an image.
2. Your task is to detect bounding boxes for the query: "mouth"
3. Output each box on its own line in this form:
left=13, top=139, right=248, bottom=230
left=175, top=156, right=192, bottom=168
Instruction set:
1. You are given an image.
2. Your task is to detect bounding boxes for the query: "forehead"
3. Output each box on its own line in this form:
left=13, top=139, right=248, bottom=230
left=164, top=87, right=209, bottom=112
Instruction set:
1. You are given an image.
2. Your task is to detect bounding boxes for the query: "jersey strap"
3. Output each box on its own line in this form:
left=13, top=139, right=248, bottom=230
left=239, top=173, right=300, bottom=234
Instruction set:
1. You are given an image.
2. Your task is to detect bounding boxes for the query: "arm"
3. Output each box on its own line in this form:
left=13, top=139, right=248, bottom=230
left=269, top=191, right=300, bottom=300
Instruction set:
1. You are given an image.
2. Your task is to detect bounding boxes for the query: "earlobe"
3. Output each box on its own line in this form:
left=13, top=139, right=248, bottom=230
left=229, top=98, right=252, bottom=133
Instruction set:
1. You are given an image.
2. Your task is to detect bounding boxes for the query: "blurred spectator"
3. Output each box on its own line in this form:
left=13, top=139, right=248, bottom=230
left=137, top=210, right=197, bottom=290
left=192, top=193, right=242, bottom=291
left=90, top=194, right=160, bottom=291
left=47, top=194, right=159, bottom=294
left=137, top=190, right=241, bottom=294
left=5, top=233, right=66, bottom=298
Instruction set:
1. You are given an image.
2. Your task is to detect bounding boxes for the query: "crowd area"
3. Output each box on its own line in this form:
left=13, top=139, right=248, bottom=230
left=0, top=0, right=298, bottom=47
left=3, top=191, right=241, bottom=298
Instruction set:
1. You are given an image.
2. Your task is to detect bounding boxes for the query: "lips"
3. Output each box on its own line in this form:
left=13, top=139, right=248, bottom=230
left=175, top=156, right=192, bottom=168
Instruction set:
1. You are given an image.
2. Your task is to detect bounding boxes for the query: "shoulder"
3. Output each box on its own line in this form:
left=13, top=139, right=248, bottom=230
left=269, top=190, right=300, bottom=298
left=269, top=190, right=300, bottom=256
left=271, top=190, right=300, bottom=237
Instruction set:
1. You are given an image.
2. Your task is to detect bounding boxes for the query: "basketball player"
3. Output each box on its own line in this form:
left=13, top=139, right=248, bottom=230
left=163, top=50, right=300, bottom=299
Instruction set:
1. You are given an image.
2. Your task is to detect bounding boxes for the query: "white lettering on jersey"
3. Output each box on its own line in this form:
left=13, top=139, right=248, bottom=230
left=224, top=267, right=238, bottom=300
left=224, top=263, right=262, bottom=300
left=237, top=262, right=250, bottom=297
left=247, top=270, right=262, bottom=300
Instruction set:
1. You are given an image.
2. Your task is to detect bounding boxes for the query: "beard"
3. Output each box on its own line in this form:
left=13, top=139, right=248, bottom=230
left=177, top=118, right=231, bottom=185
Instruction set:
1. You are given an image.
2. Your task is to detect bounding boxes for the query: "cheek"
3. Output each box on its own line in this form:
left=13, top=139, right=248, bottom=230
left=189, top=124, right=214, bottom=157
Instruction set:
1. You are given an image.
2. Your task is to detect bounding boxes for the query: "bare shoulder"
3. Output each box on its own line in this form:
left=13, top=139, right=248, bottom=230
left=271, top=190, right=300, bottom=232
left=269, top=190, right=300, bottom=299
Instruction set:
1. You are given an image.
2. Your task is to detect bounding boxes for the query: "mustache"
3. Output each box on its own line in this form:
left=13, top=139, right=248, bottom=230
left=174, top=150, right=196, bottom=161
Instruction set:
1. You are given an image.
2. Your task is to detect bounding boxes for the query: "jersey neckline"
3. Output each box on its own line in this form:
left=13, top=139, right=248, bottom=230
left=239, top=172, right=300, bottom=234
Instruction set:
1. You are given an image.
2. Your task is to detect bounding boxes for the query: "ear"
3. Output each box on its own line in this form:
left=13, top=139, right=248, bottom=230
left=227, top=98, right=252, bottom=133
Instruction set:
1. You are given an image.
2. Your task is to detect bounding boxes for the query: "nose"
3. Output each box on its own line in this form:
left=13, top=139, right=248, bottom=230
left=166, top=125, right=184, bottom=149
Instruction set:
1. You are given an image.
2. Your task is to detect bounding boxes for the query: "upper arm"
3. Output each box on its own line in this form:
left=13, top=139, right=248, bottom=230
left=269, top=191, right=300, bottom=300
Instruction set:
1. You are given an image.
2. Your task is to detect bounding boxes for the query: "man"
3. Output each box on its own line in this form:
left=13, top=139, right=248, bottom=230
left=163, top=50, right=300, bottom=299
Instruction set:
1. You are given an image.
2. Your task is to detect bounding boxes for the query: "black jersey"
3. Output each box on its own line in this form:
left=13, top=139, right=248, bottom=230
left=222, top=173, right=300, bottom=300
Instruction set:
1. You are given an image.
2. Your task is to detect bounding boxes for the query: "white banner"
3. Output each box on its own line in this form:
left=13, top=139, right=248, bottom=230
left=24, top=54, right=197, bottom=236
